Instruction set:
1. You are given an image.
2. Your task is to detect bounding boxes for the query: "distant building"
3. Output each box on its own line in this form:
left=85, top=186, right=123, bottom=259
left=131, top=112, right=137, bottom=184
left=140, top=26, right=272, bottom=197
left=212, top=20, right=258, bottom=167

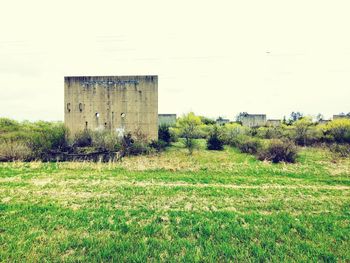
left=158, top=114, right=177, bottom=126
left=241, top=114, right=267, bottom=128
left=333, top=114, right=350, bottom=120
left=216, top=117, right=230, bottom=125
left=266, top=119, right=281, bottom=127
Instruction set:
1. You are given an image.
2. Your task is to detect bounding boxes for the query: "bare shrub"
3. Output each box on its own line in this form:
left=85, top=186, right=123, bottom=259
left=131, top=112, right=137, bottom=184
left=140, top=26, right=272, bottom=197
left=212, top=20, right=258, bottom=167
left=121, top=132, right=150, bottom=156
left=73, top=130, right=93, bottom=147
left=91, top=131, right=120, bottom=152
left=329, top=144, right=350, bottom=158
left=0, top=141, right=32, bottom=161
left=258, top=139, right=298, bottom=163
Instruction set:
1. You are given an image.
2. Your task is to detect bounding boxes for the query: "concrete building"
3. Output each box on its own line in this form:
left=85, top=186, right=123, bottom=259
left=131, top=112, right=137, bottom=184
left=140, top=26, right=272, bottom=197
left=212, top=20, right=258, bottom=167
left=241, top=114, right=267, bottom=128
left=333, top=114, right=350, bottom=120
left=266, top=119, right=281, bottom=127
left=158, top=114, right=177, bottom=126
left=64, top=75, right=158, bottom=140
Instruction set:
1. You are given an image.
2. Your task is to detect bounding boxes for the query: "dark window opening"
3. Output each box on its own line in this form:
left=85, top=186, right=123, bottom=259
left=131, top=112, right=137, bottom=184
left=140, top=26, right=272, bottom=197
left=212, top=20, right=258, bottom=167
left=85, top=121, right=88, bottom=129
left=67, top=103, right=71, bottom=113
left=79, top=103, right=83, bottom=112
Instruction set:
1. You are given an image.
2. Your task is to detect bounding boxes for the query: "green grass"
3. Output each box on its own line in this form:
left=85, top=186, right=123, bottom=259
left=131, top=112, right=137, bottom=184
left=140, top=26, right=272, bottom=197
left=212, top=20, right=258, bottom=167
left=0, top=143, right=349, bottom=262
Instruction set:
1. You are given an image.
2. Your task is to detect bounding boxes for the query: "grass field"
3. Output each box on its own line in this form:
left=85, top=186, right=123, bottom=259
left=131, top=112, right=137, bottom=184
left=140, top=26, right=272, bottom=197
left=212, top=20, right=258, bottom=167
left=0, top=142, right=349, bottom=262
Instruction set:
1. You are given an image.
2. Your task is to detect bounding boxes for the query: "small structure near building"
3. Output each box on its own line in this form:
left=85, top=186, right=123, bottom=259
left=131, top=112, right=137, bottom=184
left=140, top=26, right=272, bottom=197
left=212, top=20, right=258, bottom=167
left=241, top=114, right=267, bottom=128
left=333, top=114, right=350, bottom=120
left=266, top=119, right=281, bottom=127
left=216, top=117, right=230, bottom=125
left=64, top=75, right=158, bottom=140
left=158, top=114, right=177, bottom=126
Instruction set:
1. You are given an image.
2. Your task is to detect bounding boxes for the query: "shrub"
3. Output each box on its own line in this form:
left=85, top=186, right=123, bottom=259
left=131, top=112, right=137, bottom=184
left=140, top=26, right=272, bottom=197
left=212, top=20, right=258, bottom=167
left=177, top=112, right=202, bottom=155
left=197, top=124, right=211, bottom=139
left=73, top=130, right=93, bottom=147
left=292, top=117, right=314, bottom=146
left=158, top=124, right=171, bottom=145
left=258, top=139, right=298, bottom=163
left=0, top=141, right=32, bottom=161
left=149, top=140, right=168, bottom=152
left=200, top=116, right=216, bottom=125
left=129, top=142, right=150, bottom=155
left=329, top=144, right=350, bottom=158
left=236, top=136, right=261, bottom=154
left=169, top=127, right=179, bottom=142
left=256, top=127, right=283, bottom=139
left=91, top=131, right=120, bottom=152
left=121, top=133, right=150, bottom=156
left=0, top=118, right=20, bottom=133
left=24, top=122, right=68, bottom=159
left=207, top=125, right=224, bottom=150
left=222, top=123, right=250, bottom=145
left=322, top=119, right=350, bottom=144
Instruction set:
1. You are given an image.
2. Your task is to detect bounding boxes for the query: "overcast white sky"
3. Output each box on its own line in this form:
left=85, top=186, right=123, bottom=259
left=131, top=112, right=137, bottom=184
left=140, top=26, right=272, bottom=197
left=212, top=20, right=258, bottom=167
left=0, top=0, right=349, bottom=121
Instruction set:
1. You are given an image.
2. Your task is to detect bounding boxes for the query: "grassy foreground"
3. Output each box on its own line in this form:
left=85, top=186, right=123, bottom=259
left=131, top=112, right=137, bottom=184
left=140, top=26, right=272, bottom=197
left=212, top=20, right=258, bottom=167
left=0, top=143, right=349, bottom=262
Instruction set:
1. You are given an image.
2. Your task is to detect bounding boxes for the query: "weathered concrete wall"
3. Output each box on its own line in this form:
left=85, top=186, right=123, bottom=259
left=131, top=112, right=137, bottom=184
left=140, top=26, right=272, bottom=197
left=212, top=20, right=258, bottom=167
left=266, top=119, right=281, bottom=127
left=158, top=114, right=177, bottom=126
left=241, top=114, right=266, bottom=128
left=64, top=76, right=158, bottom=140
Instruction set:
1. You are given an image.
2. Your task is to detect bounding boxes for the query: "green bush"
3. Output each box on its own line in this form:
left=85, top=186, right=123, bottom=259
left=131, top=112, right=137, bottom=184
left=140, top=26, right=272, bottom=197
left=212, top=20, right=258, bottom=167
left=236, top=137, right=261, bottom=154
left=177, top=112, right=202, bottom=154
left=256, top=127, right=283, bottom=139
left=22, top=122, right=68, bottom=159
left=258, top=139, right=298, bottom=163
left=322, top=119, right=350, bottom=144
left=0, top=120, right=68, bottom=160
left=169, top=127, right=179, bottom=142
left=207, top=125, right=224, bottom=151
left=158, top=124, right=172, bottom=145
left=0, top=118, right=20, bottom=133
left=199, top=116, right=216, bottom=125
left=222, top=123, right=250, bottom=146
left=292, top=117, right=314, bottom=146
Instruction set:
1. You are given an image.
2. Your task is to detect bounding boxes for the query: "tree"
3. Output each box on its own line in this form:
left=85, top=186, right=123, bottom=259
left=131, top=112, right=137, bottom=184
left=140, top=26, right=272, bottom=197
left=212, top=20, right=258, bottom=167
left=177, top=112, right=202, bottom=155
left=293, top=117, right=313, bottom=146
left=207, top=125, right=224, bottom=150
left=316, top=113, right=324, bottom=122
left=199, top=116, right=216, bottom=125
left=288, top=112, right=303, bottom=125
left=236, top=112, right=248, bottom=123
left=158, top=124, right=171, bottom=145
